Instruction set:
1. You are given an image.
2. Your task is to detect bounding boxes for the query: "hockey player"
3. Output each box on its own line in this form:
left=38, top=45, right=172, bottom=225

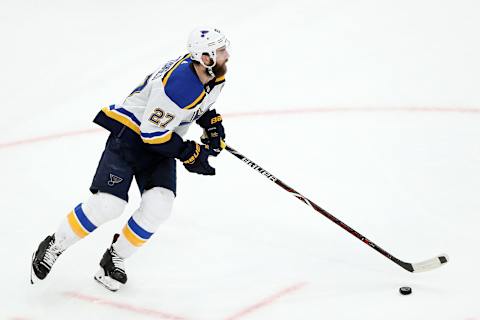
left=31, top=27, right=230, bottom=291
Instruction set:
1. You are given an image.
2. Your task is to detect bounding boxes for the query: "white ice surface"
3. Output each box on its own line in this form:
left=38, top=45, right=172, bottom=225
left=1, top=1, right=479, bottom=319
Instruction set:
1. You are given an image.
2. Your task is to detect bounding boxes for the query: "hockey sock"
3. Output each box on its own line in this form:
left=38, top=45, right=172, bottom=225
left=112, top=216, right=154, bottom=258
left=54, top=192, right=127, bottom=250
left=54, top=203, right=96, bottom=249
left=112, top=187, right=174, bottom=259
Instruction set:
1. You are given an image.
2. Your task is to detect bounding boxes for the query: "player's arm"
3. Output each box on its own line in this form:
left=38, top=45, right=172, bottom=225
left=140, top=86, right=214, bottom=175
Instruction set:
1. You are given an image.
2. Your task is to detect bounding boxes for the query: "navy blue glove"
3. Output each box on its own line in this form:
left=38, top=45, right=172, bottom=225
left=197, top=109, right=225, bottom=157
left=179, top=141, right=215, bottom=175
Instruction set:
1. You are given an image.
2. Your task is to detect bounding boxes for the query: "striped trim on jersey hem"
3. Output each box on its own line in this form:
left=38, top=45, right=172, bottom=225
left=102, top=105, right=141, bottom=134
left=140, top=131, right=173, bottom=144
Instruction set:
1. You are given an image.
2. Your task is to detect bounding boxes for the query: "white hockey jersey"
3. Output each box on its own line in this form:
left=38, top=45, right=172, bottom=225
left=97, top=53, right=225, bottom=147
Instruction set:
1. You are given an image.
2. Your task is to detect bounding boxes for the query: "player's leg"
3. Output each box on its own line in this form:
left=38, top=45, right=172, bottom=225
left=94, top=157, right=176, bottom=291
left=31, top=135, right=133, bottom=283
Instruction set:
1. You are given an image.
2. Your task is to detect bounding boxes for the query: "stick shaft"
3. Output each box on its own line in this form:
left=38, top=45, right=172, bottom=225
left=225, top=144, right=413, bottom=272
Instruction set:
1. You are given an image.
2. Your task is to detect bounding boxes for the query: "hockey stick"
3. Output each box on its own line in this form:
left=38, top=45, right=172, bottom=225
left=225, top=144, right=449, bottom=273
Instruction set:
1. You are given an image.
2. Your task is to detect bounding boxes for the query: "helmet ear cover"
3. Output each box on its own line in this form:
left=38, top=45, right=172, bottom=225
left=199, top=52, right=217, bottom=68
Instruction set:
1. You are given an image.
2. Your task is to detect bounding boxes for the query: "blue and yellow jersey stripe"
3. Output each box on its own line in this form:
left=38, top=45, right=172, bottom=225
left=67, top=204, right=97, bottom=238
left=102, top=105, right=174, bottom=145
left=101, top=105, right=141, bottom=134
left=122, top=217, right=153, bottom=247
left=140, top=131, right=173, bottom=144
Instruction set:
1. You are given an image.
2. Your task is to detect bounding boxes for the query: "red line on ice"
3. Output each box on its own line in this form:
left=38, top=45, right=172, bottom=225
left=223, top=282, right=307, bottom=320
left=224, top=106, right=480, bottom=118
left=63, top=291, right=188, bottom=320
left=1, top=106, right=479, bottom=150
left=0, top=128, right=102, bottom=149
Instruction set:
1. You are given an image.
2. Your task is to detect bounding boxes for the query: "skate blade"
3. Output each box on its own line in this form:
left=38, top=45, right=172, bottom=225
left=30, top=253, right=40, bottom=284
left=94, top=269, right=122, bottom=292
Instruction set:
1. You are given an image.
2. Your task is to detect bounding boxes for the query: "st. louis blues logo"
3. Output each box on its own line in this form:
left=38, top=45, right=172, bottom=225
left=200, top=30, right=209, bottom=37
left=108, top=174, right=123, bottom=186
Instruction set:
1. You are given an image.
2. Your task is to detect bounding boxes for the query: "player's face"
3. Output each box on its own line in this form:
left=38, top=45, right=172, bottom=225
left=212, top=46, right=229, bottom=77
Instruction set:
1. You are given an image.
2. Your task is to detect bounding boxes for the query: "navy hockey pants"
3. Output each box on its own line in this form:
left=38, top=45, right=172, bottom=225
left=90, top=133, right=176, bottom=202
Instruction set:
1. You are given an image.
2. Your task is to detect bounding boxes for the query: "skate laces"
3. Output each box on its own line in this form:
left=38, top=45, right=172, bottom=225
left=42, top=240, right=63, bottom=269
left=110, top=248, right=125, bottom=271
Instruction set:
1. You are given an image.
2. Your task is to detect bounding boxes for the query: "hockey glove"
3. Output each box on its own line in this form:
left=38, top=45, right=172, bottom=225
left=197, top=109, right=225, bottom=157
left=179, top=141, right=215, bottom=175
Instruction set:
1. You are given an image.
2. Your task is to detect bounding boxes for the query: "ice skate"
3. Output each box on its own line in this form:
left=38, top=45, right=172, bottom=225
left=31, top=234, right=64, bottom=284
left=94, top=234, right=127, bottom=292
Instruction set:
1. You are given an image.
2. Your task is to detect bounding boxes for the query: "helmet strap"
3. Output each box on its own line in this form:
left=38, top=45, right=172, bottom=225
left=199, top=53, right=217, bottom=76
left=206, top=67, right=215, bottom=77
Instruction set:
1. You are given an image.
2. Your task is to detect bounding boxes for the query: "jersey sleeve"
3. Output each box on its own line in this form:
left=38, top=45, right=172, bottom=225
left=163, top=60, right=206, bottom=110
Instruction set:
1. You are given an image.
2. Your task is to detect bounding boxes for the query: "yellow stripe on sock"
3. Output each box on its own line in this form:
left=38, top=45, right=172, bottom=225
left=67, top=211, right=89, bottom=238
left=122, top=225, right=146, bottom=247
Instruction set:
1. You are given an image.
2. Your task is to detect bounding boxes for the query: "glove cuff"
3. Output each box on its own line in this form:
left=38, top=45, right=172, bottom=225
left=182, top=143, right=201, bottom=164
left=197, top=109, right=222, bottom=128
left=178, top=141, right=198, bottom=162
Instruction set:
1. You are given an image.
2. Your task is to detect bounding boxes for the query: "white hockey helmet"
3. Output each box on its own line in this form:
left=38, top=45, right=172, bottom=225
left=187, top=27, right=229, bottom=69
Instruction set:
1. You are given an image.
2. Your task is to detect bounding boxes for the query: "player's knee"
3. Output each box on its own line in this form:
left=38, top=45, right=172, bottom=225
left=137, top=187, right=175, bottom=227
left=83, top=192, right=127, bottom=226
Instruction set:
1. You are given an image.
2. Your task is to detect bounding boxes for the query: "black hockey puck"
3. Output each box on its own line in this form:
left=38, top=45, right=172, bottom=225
left=399, top=287, right=412, bottom=295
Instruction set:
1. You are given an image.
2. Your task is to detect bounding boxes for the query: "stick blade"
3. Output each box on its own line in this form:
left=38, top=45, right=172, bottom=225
left=410, top=254, right=449, bottom=273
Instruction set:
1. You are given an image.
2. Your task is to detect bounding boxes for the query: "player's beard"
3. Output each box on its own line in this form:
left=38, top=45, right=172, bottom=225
left=212, top=61, right=227, bottom=77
